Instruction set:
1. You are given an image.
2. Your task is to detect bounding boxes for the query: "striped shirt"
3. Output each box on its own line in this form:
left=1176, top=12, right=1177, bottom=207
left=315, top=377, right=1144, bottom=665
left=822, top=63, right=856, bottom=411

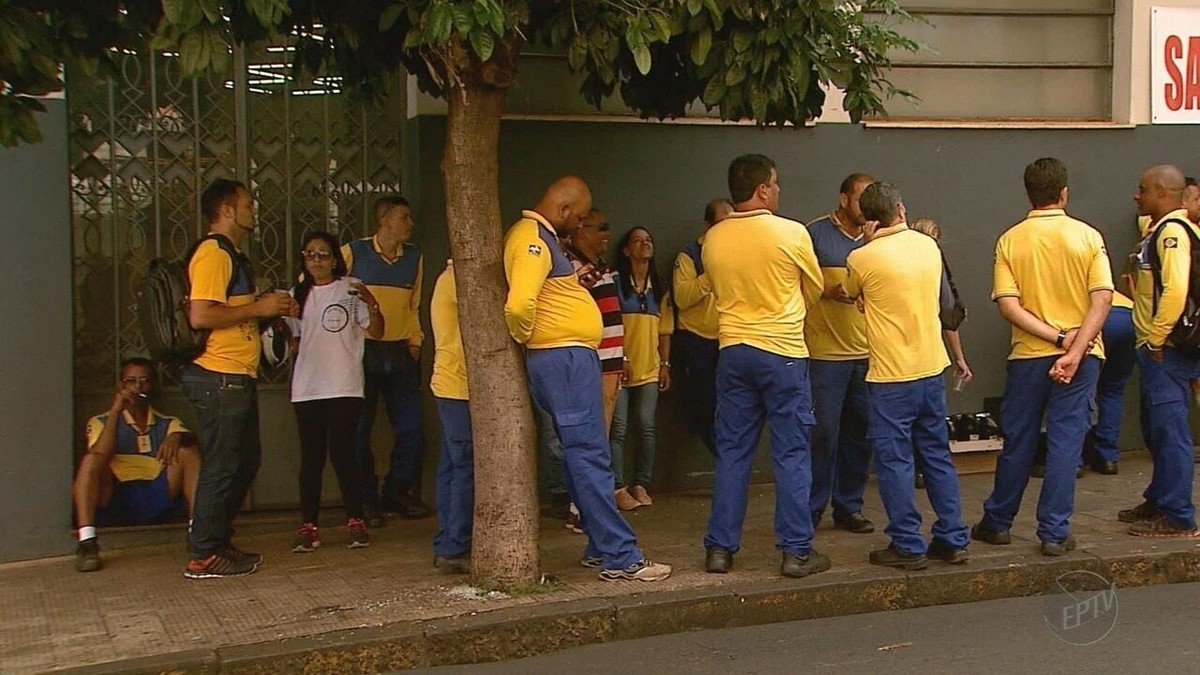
left=566, top=246, right=624, bottom=373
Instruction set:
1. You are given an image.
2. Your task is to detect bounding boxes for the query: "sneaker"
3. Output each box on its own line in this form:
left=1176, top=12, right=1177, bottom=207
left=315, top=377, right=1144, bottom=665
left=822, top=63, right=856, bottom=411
left=1117, top=501, right=1160, bottom=523
left=970, top=522, right=1012, bottom=545
left=224, top=544, right=262, bottom=568
left=580, top=555, right=603, bottom=569
left=382, top=492, right=430, bottom=519
left=1128, top=514, right=1200, bottom=538
left=292, top=523, right=320, bottom=553
left=927, top=539, right=969, bottom=564
left=184, top=552, right=258, bottom=579
left=630, top=485, right=653, bottom=506
left=1040, top=535, right=1077, bottom=556
left=347, top=518, right=370, bottom=549
left=599, top=558, right=672, bottom=582
left=362, top=502, right=385, bottom=529
left=614, top=487, right=642, bottom=512
left=869, top=545, right=928, bottom=571
left=434, top=554, right=471, bottom=574
left=75, top=539, right=101, bottom=573
left=565, top=503, right=585, bottom=535
left=780, top=550, right=832, bottom=578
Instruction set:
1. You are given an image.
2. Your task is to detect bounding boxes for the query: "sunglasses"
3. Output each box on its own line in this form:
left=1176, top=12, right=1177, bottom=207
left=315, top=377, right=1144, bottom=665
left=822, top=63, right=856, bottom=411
left=301, top=250, right=334, bottom=260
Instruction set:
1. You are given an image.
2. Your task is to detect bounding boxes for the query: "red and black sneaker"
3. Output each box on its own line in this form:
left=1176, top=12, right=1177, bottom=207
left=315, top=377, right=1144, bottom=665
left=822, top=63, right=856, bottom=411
left=184, top=552, right=258, bottom=579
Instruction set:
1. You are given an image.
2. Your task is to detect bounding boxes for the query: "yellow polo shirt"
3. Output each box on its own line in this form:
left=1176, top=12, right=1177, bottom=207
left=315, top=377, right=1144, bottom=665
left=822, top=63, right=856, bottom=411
left=188, top=238, right=259, bottom=377
left=342, top=237, right=425, bottom=346
left=672, top=236, right=719, bottom=339
left=992, top=209, right=1113, bottom=360
left=1133, top=209, right=1199, bottom=347
left=844, top=223, right=950, bottom=383
left=805, top=214, right=869, bottom=360
left=701, top=209, right=823, bottom=358
left=430, top=262, right=468, bottom=400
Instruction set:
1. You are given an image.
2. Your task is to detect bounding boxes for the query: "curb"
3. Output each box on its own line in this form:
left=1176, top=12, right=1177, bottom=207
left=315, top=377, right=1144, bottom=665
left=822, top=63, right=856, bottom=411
left=47, top=549, right=1200, bottom=674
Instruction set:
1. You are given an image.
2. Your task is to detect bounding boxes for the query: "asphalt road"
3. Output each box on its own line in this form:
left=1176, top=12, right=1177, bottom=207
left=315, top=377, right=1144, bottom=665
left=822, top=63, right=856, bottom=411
left=408, top=581, right=1200, bottom=675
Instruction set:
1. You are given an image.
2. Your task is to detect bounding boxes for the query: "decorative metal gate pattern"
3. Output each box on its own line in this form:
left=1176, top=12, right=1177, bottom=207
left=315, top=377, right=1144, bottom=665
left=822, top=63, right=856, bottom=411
left=67, top=43, right=405, bottom=398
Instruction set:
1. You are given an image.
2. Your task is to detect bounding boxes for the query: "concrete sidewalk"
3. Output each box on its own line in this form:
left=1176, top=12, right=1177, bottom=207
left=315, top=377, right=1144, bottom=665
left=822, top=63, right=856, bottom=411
left=4, top=451, right=1198, bottom=675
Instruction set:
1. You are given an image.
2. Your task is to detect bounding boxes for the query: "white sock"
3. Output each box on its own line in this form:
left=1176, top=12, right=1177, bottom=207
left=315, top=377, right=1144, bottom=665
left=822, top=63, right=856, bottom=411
left=78, top=526, right=97, bottom=542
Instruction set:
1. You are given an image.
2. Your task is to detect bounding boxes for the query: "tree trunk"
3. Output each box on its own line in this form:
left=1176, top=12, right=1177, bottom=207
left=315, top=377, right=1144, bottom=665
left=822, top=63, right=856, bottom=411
left=442, top=70, right=539, bottom=586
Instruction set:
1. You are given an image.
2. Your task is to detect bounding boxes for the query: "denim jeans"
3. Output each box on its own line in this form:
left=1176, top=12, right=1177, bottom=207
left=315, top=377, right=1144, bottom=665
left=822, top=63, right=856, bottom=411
left=674, top=330, right=719, bottom=455
left=527, top=347, right=642, bottom=569
left=703, top=345, right=816, bottom=556
left=355, top=341, right=424, bottom=503
left=609, top=383, right=659, bottom=488
left=433, top=397, right=474, bottom=558
left=182, top=365, right=262, bottom=559
left=1138, top=346, right=1200, bottom=528
left=867, top=375, right=968, bottom=555
left=982, top=356, right=1101, bottom=543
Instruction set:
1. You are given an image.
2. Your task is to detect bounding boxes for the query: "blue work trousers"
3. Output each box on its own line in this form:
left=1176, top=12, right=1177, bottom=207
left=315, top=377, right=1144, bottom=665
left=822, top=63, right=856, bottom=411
left=809, top=358, right=871, bottom=523
left=674, top=330, right=719, bottom=455
left=610, top=383, right=659, bottom=488
left=703, top=345, right=816, bottom=556
left=868, top=375, right=968, bottom=555
left=1138, top=346, right=1199, bottom=528
left=433, top=397, right=474, bottom=558
left=526, top=347, right=642, bottom=569
left=535, top=400, right=568, bottom=500
left=181, top=365, right=262, bottom=559
left=1092, top=308, right=1136, bottom=462
left=981, top=355, right=1100, bottom=543
left=355, top=341, right=424, bottom=503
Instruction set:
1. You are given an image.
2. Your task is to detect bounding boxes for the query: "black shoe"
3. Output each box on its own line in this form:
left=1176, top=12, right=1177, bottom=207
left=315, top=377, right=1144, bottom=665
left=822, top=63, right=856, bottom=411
left=780, top=550, right=832, bottom=578
left=927, top=538, right=969, bottom=564
left=75, top=539, right=101, bottom=573
left=1091, top=460, right=1118, bottom=475
left=434, top=554, right=470, bottom=575
left=1030, top=464, right=1045, bottom=478
left=547, top=495, right=571, bottom=520
left=869, top=545, right=928, bottom=570
left=705, top=547, right=733, bottom=574
left=971, top=522, right=1012, bottom=545
left=1118, top=500, right=1160, bottom=523
left=1076, top=466, right=1086, bottom=479
left=1040, top=535, right=1076, bottom=556
left=833, top=512, right=876, bottom=534
left=915, top=472, right=926, bottom=489
left=362, top=502, right=385, bottom=528
left=224, top=544, right=263, bottom=568
left=383, top=492, right=430, bottom=519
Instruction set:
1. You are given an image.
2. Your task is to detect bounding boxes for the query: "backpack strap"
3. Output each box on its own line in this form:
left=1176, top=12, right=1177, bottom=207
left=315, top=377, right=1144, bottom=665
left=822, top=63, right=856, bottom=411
left=1147, top=217, right=1197, bottom=316
left=184, top=233, right=251, bottom=297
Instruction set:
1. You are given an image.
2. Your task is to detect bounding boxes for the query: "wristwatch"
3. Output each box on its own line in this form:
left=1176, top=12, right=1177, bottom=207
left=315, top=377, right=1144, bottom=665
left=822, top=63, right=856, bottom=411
left=1055, top=330, right=1067, bottom=349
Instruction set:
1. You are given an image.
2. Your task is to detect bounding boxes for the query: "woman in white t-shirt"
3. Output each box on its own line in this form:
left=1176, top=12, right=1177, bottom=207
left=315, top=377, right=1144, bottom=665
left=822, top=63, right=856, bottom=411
left=286, top=231, right=384, bottom=552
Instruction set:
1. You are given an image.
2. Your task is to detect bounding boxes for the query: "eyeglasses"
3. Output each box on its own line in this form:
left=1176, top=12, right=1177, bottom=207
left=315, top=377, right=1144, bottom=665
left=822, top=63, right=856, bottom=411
left=301, top=250, right=333, bottom=260
left=121, top=376, right=152, bottom=384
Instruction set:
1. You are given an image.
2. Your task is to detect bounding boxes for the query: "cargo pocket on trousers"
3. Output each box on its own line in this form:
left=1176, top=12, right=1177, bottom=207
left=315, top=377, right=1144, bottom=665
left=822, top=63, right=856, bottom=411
left=552, top=408, right=593, bottom=450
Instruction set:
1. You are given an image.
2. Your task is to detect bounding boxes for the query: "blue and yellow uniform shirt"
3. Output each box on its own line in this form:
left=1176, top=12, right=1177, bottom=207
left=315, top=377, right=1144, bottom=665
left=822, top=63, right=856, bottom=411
left=1133, top=209, right=1199, bottom=347
left=189, top=238, right=259, bottom=377
left=503, top=210, right=603, bottom=349
left=805, top=214, right=868, bottom=360
left=430, top=261, right=468, bottom=400
left=672, top=236, right=719, bottom=339
left=343, top=236, right=425, bottom=346
left=845, top=223, right=950, bottom=383
left=992, top=209, right=1113, bottom=360
left=86, top=408, right=188, bottom=483
left=701, top=209, right=823, bottom=359
left=614, top=276, right=675, bottom=387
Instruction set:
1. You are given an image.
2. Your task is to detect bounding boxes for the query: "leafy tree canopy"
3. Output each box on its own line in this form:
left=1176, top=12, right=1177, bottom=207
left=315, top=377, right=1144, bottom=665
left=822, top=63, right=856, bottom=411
left=1, top=0, right=919, bottom=146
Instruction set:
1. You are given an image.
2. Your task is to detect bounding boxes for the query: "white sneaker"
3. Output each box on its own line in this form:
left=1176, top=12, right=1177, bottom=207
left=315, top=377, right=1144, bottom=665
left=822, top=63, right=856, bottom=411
left=599, top=558, right=672, bottom=582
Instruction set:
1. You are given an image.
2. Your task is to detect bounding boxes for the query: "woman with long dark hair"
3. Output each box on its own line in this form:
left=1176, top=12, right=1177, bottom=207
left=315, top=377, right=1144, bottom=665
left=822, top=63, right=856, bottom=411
left=286, top=231, right=384, bottom=552
left=610, top=226, right=673, bottom=508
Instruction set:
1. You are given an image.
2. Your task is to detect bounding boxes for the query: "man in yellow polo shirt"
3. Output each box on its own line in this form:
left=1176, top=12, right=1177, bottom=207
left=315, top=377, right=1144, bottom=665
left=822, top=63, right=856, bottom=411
left=843, top=182, right=968, bottom=570
left=701, top=154, right=829, bottom=579
left=1121, top=164, right=1200, bottom=538
left=973, top=158, right=1112, bottom=556
left=504, top=175, right=671, bottom=582
left=183, top=178, right=299, bottom=578
left=671, top=198, right=733, bottom=456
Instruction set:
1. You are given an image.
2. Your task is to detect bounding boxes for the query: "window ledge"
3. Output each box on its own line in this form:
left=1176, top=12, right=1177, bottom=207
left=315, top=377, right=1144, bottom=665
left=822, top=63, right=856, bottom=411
left=863, top=119, right=1135, bottom=130
left=501, top=112, right=816, bottom=127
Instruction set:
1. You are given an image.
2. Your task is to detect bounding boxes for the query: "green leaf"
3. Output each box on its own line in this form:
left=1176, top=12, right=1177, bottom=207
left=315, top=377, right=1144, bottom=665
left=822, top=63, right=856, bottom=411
left=687, top=0, right=704, bottom=16
left=379, top=3, right=405, bottom=32
left=690, top=27, right=712, bottom=65
left=452, top=5, right=474, bottom=33
left=650, top=13, right=673, bottom=42
left=748, top=82, right=766, bottom=120
left=631, top=43, right=651, bottom=75
left=733, top=30, right=752, bottom=54
left=470, top=29, right=495, bottom=62
left=208, top=28, right=229, bottom=74
left=701, top=76, right=725, bottom=106
left=180, top=30, right=204, bottom=75
left=200, top=0, right=221, bottom=23
left=426, top=2, right=454, bottom=44
left=724, top=64, right=745, bottom=86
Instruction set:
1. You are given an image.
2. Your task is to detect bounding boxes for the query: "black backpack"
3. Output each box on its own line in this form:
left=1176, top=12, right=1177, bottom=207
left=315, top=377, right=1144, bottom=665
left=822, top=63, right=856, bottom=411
left=137, top=234, right=244, bottom=366
left=1148, top=216, right=1200, bottom=358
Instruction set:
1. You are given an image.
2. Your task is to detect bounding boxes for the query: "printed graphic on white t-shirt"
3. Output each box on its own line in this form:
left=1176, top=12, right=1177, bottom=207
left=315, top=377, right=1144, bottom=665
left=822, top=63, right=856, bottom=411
left=287, top=277, right=372, bottom=402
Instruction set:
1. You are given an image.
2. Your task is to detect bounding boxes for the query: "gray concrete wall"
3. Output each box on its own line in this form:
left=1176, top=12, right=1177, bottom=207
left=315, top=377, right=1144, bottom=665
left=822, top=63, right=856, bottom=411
left=411, top=116, right=1200, bottom=493
left=0, top=100, right=74, bottom=562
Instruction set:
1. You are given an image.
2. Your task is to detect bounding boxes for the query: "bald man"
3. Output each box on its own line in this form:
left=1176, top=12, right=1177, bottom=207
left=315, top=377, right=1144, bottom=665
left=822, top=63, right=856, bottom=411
left=1122, top=164, right=1200, bottom=538
left=503, top=176, right=672, bottom=581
